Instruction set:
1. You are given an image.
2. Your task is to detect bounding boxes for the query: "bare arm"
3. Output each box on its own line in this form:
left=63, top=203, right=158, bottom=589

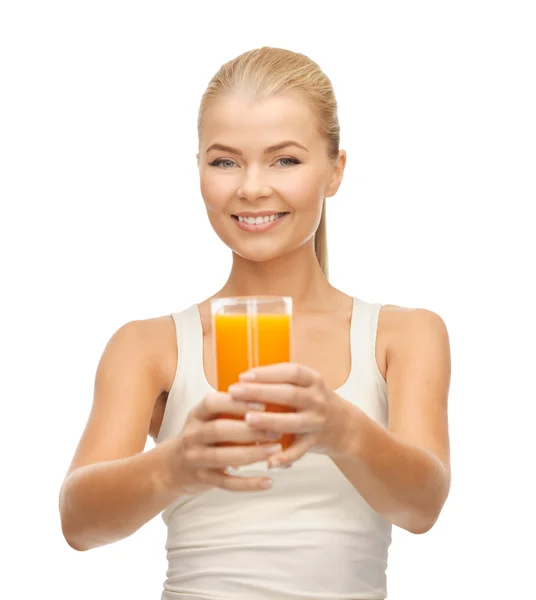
left=59, top=319, right=176, bottom=550
left=60, top=441, right=186, bottom=550
left=332, top=308, right=452, bottom=533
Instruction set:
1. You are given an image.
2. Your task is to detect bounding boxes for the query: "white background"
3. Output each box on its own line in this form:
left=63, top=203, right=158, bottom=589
left=1, top=1, right=535, bottom=598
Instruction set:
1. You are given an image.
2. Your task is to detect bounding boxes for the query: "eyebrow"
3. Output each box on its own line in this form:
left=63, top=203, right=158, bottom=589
left=205, top=140, right=309, bottom=156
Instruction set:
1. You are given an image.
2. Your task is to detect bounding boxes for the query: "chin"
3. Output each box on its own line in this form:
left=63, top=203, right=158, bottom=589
left=231, top=243, right=289, bottom=264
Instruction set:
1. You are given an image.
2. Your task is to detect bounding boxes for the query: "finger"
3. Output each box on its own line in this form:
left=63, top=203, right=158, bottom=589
left=244, top=410, right=320, bottom=434
left=202, top=469, right=273, bottom=492
left=228, top=382, right=308, bottom=410
left=192, top=443, right=283, bottom=469
left=192, top=392, right=266, bottom=421
left=191, top=392, right=227, bottom=420
left=239, top=362, right=319, bottom=387
left=198, top=418, right=282, bottom=445
left=267, top=435, right=312, bottom=469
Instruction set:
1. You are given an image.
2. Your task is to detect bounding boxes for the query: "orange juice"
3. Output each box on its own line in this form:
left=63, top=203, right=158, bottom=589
left=214, top=311, right=294, bottom=450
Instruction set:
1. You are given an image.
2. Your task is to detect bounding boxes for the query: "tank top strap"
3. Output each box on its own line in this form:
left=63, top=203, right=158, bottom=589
left=155, top=305, right=209, bottom=444
left=346, top=297, right=388, bottom=402
left=170, top=304, right=206, bottom=385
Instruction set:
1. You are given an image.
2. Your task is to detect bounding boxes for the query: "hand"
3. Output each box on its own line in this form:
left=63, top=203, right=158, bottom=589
left=228, top=363, right=352, bottom=468
left=165, top=392, right=282, bottom=495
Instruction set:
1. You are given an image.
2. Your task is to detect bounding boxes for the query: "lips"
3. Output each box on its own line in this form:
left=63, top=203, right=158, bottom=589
left=232, top=212, right=289, bottom=233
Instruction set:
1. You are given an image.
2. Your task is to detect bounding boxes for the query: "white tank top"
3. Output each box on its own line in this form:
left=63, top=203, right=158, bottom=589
left=155, top=297, right=391, bottom=600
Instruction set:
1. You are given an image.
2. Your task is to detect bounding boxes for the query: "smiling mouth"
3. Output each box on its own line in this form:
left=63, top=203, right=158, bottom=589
left=231, top=212, right=289, bottom=225
left=231, top=211, right=290, bottom=232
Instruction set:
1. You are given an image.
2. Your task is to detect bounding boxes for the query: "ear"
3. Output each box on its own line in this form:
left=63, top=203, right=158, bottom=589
left=325, top=150, right=347, bottom=198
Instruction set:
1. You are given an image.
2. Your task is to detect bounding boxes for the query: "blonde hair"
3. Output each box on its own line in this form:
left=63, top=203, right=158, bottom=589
left=197, top=47, right=340, bottom=278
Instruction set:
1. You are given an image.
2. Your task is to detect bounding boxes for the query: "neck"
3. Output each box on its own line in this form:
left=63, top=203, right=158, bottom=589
left=216, top=241, right=336, bottom=311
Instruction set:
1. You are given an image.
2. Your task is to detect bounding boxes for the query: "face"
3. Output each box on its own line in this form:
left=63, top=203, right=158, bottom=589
left=198, top=92, right=346, bottom=264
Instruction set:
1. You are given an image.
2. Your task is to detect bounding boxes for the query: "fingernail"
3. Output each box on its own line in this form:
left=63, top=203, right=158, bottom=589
left=264, top=444, right=282, bottom=455
left=247, top=402, right=265, bottom=411
left=246, top=412, right=262, bottom=424
left=260, top=479, right=272, bottom=489
left=228, top=384, right=246, bottom=396
left=239, top=371, right=256, bottom=381
left=269, top=458, right=280, bottom=468
left=265, top=431, right=281, bottom=440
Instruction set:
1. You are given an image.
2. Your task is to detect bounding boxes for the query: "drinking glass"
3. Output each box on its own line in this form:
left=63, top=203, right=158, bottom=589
left=211, top=296, right=294, bottom=452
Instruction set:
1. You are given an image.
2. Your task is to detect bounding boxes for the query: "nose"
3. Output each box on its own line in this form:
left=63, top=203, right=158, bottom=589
left=237, top=165, right=273, bottom=202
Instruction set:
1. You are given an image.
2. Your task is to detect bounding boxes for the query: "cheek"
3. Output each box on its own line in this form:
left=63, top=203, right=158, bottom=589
left=281, top=168, right=326, bottom=209
left=200, top=172, right=236, bottom=212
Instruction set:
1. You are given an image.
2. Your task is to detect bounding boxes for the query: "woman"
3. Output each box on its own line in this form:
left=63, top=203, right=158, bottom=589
left=59, top=47, right=451, bottom=599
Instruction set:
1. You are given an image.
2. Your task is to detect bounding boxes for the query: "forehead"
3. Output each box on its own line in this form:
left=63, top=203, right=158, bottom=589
left=201, top=92, right=321, bottom=150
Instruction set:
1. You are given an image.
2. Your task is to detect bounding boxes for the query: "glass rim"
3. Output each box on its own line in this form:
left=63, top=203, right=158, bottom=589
left=210, top=295, right=292, bottom=310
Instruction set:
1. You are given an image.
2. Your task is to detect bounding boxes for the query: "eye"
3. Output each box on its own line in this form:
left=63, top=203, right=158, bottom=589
left=208, top=159, right=238, bottom=169
left=276, top=157, right=301, bottom=167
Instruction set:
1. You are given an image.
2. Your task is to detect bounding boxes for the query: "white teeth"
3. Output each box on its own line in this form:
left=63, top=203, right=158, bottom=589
left=237, top=213, right=284, bottom=225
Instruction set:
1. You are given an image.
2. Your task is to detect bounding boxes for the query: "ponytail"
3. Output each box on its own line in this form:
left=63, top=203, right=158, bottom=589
left=314, top=199, right=328, bottom=279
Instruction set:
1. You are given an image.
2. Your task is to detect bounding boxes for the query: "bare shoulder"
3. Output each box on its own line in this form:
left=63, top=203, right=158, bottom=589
left=379, top=303, right=448, bottom=329
left=379, top=304, right=450, bottom=359
left=375, top=302, right=450, bottom=388
left=136, top=315, right=178, bottom=391
left=103, top=315, right=177, bottom=388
